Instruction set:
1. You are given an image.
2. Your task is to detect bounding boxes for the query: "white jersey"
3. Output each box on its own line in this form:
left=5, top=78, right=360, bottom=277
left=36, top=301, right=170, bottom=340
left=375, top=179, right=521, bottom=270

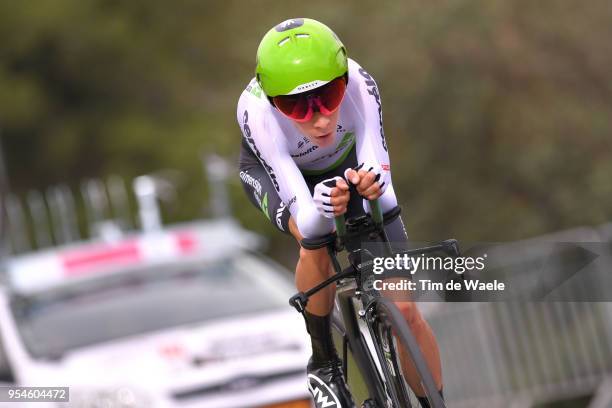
left=237, top=59, right=398, bottom=238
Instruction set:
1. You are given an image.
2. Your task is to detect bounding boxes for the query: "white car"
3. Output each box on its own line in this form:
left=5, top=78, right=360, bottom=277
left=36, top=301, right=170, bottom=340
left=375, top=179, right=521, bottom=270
left=0, top=219, right=312, bottom=408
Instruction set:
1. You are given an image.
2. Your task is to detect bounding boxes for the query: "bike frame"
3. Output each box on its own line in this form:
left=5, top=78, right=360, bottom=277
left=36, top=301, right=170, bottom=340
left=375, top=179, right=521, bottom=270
left=290, top=199, right=459, bottom=407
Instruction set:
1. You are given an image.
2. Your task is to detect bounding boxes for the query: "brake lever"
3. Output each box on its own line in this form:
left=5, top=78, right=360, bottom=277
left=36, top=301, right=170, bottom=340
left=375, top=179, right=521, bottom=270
left=441, top=239, right=461, bottom=257
left=289, top=292, right=308, bottom=314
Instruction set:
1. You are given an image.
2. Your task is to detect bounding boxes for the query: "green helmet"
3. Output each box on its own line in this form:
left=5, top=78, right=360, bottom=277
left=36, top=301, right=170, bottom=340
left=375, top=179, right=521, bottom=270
left=256, top=18, right=348, bottom=97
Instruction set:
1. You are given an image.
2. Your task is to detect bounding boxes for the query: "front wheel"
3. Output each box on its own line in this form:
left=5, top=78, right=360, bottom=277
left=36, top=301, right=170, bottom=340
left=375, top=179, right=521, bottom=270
left=368, top=298, right=446, bottom=408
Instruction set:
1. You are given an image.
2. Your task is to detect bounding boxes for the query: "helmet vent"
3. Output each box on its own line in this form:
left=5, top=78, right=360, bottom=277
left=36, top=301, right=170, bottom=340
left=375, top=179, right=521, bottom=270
left=278, top=37, right=290, bottom=46
left=295, top=33, right=310, bottom=39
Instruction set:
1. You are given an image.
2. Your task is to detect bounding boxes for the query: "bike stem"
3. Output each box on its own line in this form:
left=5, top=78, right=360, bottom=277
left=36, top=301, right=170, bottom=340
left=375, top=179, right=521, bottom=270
left=368, top=198, right=383, bottom=225
left=334, top=197, right=385, bottom=240
left=369, top=199, right=394, bottom=256
left=290, top=199, right=392, bottom=314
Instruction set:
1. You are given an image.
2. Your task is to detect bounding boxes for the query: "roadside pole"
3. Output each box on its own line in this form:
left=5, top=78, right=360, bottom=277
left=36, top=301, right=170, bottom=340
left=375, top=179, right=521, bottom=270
left=0, top=131, right=9, bottom=261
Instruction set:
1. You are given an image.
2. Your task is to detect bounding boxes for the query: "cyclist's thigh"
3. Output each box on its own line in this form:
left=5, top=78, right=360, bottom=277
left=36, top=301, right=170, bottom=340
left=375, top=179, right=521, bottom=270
left=239, top=139, right=291, bottom=234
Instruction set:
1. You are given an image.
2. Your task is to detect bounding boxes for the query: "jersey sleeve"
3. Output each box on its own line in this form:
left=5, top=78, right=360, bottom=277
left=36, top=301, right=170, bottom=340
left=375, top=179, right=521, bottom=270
left=347, top=60, right=391, bottom=173
left=236, top=91, right=334, bottom=238
left=345, top=60, right=398, bottom=212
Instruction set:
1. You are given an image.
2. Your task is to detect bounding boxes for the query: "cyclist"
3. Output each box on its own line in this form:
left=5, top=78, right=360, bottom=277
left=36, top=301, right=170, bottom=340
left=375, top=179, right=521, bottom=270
left=237, top=18, right=444, bottom=407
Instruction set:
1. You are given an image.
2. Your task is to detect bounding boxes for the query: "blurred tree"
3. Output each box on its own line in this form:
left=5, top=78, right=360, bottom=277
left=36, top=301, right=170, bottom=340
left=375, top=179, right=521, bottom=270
left=0, top=0, right=610, bottom=263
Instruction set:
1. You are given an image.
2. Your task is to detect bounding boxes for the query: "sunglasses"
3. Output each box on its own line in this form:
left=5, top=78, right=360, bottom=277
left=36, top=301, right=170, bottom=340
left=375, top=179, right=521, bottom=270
left=272, top=76, right=347, bottom=122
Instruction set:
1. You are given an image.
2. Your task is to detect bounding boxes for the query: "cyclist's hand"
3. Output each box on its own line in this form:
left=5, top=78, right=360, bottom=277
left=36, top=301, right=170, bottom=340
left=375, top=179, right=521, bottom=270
left=345, top=162, right=389, bottom=200
left=313, top=176, right=350, bottom=218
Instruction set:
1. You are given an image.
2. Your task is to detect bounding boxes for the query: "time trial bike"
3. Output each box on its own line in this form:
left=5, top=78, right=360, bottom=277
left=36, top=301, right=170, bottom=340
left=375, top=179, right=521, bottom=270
left=290, top=199, right=460, bottom=408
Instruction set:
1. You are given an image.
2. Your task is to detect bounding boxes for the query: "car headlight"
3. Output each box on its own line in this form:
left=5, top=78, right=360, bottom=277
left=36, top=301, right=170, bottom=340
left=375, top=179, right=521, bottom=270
left=64, top=386, right=153, bottom=408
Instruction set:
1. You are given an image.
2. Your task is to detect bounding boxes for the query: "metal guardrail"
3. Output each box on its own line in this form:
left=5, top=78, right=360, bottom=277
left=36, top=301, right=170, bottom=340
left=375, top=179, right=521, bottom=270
left=428, top=302, right=612, bottom=407
left=423, top=226, right=612, bottom=407
left=3, top=148, right=612, bottom=406
left=589, top=377, right=612, bottom=408
left=2, top=154, right=233, bottom=257
left=4, top=177, right=134, bottom=254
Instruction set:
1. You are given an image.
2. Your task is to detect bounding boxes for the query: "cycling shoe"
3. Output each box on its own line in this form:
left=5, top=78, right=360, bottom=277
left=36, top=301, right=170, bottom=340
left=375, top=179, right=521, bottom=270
left=307, top=357, right=356, bottom=408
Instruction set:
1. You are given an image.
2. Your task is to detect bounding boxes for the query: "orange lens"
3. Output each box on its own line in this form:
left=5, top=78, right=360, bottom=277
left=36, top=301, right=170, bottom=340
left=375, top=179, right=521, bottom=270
left=318, top=77, right=346, bottom=114
left=273, top=94, right=311, bottom=121
left=273, top=76, right=347, bottom=122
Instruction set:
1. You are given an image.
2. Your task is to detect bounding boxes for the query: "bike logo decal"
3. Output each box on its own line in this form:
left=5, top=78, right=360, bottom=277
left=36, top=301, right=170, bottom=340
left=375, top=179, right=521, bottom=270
left=380, top=329, right=397, bottom=377
left=362, top=274, right=376, bottom=292
left=297, top=136, right=311, bottom=150
left=286, top=195, right=297, bottom=210
left=308, top=374, right=340, bottom=408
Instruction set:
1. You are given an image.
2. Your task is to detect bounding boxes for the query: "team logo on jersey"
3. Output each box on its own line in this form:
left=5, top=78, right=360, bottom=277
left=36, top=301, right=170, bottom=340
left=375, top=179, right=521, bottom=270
left=242, top=110, right=280, bottom=192
left=291, top=145, right=318, bottom=158
left=240, top=171, right=262, bottom=196
left=245, top=79, right=263, bottom=99
left=275, top=201, right=286, bottom=231
left=308, top=374, right=340, bottom=408
left=275, top=18, right=304, bottom=32
left=274, top=196, right=296, bottom=230
left=260, top=192, right=270, bottom=220
left=358, top=68, right=388, bottom=152
left=297, top=137, right=311, bottom=149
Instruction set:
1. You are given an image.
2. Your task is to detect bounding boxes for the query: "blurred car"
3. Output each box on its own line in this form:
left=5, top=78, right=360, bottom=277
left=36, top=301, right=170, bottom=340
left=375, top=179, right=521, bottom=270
left=0, top=219, right=311, bottom=408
